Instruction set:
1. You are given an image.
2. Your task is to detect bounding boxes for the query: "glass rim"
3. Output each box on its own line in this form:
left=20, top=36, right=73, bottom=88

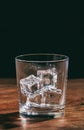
left=15, top=53, right=69, bottom=63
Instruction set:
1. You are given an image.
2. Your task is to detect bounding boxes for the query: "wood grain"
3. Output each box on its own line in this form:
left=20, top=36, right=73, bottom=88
left=0, top=79, right=84, bottom=130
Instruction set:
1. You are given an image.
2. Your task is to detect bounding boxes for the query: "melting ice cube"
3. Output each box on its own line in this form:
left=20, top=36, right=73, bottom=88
left=20, top=75, right=42, bottom=96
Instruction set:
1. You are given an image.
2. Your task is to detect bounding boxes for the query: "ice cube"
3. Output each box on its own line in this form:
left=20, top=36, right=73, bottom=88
left=26, top=84, right=62, bottom=106
left=37, top=68, right=57, bottom=87
left=20, top=75, right=42, bottom=96
left=44, top=90, right=62, bottom=104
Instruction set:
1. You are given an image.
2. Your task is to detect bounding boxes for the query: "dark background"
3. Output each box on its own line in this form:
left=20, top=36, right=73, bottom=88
left=0, top=4, right=84, bottom=79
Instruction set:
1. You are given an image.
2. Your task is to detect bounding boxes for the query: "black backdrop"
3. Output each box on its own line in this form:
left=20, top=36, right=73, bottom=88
left=0, top=6, right=84, bottom=79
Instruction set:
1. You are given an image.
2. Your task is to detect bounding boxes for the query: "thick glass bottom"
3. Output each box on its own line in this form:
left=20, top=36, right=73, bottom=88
left=19, top=108, right=65, bottom=119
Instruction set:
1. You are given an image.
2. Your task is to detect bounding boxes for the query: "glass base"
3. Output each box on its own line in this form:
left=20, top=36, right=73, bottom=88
left=20, top=110, right=65, bottom=120
left=19, top=103, right=65, bottom=120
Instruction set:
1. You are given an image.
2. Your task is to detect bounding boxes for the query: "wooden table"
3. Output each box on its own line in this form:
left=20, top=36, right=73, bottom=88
left=0, top=79, right=84, bottom=130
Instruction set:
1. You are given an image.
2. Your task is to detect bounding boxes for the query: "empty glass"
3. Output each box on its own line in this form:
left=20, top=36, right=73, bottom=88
left=15, top=53, right=69, bottom=119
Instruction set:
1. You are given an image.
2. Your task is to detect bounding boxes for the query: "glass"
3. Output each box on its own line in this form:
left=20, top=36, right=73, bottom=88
left=15, top=53, right=69, bottom=119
